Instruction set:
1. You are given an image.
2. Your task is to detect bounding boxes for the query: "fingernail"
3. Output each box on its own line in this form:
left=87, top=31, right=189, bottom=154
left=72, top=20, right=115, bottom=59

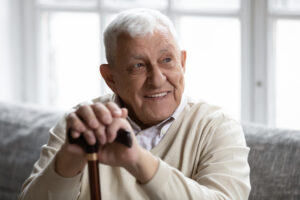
left=114, top=109, right=122, bottom=115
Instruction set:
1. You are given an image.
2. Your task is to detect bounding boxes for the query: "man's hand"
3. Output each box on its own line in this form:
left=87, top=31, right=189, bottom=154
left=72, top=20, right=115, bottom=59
left=55, top=102, right=158, bottom=184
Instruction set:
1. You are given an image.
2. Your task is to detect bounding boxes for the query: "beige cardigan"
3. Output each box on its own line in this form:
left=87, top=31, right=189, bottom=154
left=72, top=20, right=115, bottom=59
left=19, top=95, right=251, bottom=200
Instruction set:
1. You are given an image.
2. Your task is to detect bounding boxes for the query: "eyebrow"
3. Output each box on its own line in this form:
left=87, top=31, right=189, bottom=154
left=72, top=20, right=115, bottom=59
left=129, top=46, right=172, bottom=60
left=131, top=54, right=146, bottom=60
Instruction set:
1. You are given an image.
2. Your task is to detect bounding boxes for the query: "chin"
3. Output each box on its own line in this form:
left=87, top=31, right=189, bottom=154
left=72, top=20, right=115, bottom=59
left=146, top=110, right=173, bottom=123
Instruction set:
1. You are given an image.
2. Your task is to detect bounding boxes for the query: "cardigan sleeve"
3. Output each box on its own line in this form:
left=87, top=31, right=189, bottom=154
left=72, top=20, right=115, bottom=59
left=19, top=114, right=83, bottom=200
left=140, top=117, right=251, bottom=200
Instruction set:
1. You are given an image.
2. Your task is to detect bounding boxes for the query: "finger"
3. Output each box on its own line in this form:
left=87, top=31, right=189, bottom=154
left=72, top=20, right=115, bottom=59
left=94, top=125, right=107, bottom=145
left=121, top=108, right=128, bottom=118
left=66, top=112, right=87, bottom=133
left=82, top=129, right=96, bottom=145
left=106, top=102, right=122, bottom=118
left=76, top=105, right=99, bottom=129
left=71, top=130, right=80, bottom=139
left=92, top=102, right=112, bottom=125
left=106, top=118, right=131, bottom=143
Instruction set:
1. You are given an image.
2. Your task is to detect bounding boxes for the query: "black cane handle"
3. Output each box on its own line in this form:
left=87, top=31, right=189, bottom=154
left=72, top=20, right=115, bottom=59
left=68, top=129, right=132, bottom=153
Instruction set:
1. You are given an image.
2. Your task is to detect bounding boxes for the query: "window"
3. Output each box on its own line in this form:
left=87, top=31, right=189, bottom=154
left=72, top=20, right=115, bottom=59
left=179, top=17, right=241, bottom=119
left=33, top=0, right=242, bottom=119
left=275, top=20, right=300, bottom=129
left=14, top=0, right=300, bottom=129
left=41, top=12, right=101, bottom=108
left=269, top=0, right=300, bottom=129
left=174, top=0, right=240, bottom=10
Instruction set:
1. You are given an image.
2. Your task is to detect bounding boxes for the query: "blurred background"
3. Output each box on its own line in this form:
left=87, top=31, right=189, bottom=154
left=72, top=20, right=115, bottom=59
left=0, top=0, right=300, bottom=130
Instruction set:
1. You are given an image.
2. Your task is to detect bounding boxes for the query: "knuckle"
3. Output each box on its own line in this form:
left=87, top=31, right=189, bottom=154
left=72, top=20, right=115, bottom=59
left=84, top=130, right=95, bottom=141
left=67, top=112, right=76, bottom=120
left=106, top=102, right=122, bottom=116
left=106, top=101, right=115, bottom=107
left=94, top=103, right=109, bottom=115
left=93, top=102, right=105, bottom=111
left=67, top=113, right=77, bottom=125
left=67, top=113, right=86, bottom=131
left=94, top=102, right=104, bottom=108
left=74, top=124, right=83, bottom=132
left=77, top=105, right=90, bottom=114
left=106, top=102, right=118, bottom=110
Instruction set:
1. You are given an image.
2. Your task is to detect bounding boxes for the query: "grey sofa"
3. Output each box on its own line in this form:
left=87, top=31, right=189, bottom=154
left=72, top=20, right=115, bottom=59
left=0, top=101, right=299, bottom=200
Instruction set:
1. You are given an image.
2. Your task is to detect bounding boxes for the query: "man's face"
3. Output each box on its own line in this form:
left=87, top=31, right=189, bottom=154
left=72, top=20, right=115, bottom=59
left=101, top=30, right=186, bottom=128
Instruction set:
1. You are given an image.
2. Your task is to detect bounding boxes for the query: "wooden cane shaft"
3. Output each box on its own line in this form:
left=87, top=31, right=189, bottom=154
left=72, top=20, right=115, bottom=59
left=68, top=129, right=132, bottom=200
left=87, top=153, right=101, bottom=200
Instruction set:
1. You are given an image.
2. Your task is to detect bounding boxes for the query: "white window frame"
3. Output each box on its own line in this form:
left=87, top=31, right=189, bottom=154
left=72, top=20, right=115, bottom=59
left=267, top=1, right=300, bottom=127
left=19, top=0, right=299, bottom=125
left=250, top=0, right=300, bottom=125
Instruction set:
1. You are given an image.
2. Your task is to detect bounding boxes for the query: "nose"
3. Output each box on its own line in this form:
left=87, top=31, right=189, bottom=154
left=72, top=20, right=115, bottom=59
left=146, top=63, right=166, bottom=88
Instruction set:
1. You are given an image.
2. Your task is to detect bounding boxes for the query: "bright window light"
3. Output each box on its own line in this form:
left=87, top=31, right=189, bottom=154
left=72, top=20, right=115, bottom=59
left=179, top=17, right=241, bottom=120
left=269, top=0, right=300, bottom=12
left=37, top=0, right=97, bottom=7
left=102, top=0, right=167, bottom=9
left=42, top=12, right=101, bottom=109
left=275, top=19, right=300, bottom=130
left=174, top=0, right=240, bottom=11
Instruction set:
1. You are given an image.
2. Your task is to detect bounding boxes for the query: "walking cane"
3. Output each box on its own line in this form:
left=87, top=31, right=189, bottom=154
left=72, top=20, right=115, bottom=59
left=68, top=129, right=132, bottom=200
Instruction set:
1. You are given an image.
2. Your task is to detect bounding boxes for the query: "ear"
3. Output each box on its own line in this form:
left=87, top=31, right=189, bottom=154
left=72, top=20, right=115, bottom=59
left=180, top=50, right=187, bottom=72
left=100, top=64, right=117, bottom=93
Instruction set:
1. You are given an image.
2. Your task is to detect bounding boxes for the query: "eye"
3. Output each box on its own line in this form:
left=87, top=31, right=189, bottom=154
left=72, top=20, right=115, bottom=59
left=162, top=57, right=171, bottom=63
left=133, top=63, right=145, bottom=68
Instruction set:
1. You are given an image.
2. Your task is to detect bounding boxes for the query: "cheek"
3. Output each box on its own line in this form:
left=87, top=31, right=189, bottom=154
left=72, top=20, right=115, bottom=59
left=177, top=67, right=185, bottom=88
left=179, top=73, right=185, bottom=89
left=168, top=70, right=185, bottom=90
left=116, top=76, right=145, bottom=96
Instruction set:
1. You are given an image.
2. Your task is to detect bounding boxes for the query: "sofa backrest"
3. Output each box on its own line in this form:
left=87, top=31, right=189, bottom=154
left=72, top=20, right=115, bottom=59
left=0, top=102, right=63, bottom=200
left=243, top=123, right=300, bottom=200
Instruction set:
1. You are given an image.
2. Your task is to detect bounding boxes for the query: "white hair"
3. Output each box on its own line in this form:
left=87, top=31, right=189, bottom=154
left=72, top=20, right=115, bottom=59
left=104, top=8, right=179, bottom=65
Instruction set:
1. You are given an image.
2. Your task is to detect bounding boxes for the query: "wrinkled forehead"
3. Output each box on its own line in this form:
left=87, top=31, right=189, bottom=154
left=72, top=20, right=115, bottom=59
left=115, top=29, right=179, bottom=53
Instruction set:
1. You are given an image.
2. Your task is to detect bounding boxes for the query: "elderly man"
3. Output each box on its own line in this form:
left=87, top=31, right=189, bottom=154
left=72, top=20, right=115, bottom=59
left=20, top=9, right=250, bottom=200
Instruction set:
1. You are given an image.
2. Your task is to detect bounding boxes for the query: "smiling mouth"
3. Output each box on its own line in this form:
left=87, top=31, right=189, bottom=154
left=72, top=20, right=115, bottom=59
left=144, top=91, right=169, bottom=98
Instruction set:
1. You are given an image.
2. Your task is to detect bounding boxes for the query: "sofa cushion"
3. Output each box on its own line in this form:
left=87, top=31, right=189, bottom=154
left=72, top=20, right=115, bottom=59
left=243, top=123, right=300, bottom=200
left=0, top=102, right=63, bottom=200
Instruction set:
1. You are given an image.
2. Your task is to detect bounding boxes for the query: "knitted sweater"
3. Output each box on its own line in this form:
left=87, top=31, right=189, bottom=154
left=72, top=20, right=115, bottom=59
left=19, top=95, right=251, bottom=200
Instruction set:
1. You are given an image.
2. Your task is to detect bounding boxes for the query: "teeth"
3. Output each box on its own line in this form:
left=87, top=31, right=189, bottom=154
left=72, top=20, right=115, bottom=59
left=146, top=92, right=168, bottom=98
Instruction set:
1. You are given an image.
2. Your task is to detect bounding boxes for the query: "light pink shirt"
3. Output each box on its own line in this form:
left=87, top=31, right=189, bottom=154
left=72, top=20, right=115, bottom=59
left=113, top=95, right=187, bottom=151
